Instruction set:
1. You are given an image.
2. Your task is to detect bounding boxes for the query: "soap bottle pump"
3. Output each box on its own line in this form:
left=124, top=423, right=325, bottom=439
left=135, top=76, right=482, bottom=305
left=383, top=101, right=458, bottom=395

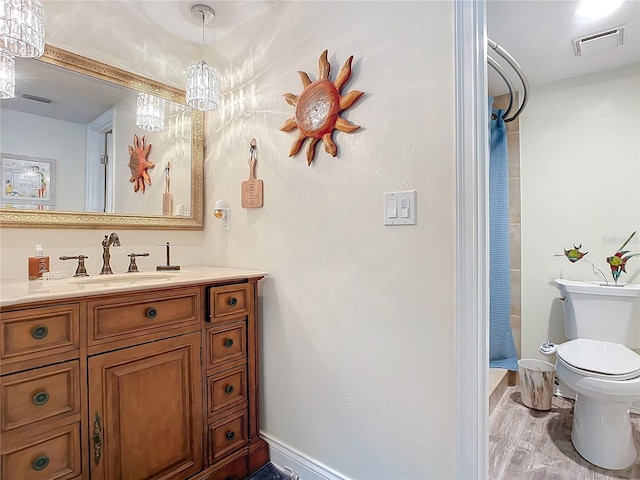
left=29, top=245, right=50, bottom=280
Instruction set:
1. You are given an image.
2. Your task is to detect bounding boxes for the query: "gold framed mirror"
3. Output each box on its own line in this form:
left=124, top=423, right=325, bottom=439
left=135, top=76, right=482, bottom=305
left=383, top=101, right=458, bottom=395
left=0, top=45, right=204, bottom=230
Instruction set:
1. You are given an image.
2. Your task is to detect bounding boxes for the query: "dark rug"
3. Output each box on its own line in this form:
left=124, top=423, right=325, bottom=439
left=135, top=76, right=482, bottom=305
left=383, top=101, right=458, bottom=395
left=245, top=463, right=292, bottom=480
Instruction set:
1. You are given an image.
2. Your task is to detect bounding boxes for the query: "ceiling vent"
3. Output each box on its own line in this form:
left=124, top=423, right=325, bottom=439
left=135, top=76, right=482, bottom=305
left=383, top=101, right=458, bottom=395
left=574, top=25, right=625, bottom=56
left=20, top=92, right=54, bottom=103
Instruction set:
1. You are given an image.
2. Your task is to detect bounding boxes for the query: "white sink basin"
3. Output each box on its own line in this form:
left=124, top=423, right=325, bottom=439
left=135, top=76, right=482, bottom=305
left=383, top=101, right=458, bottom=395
left=72, top=272, right=179, bottom=285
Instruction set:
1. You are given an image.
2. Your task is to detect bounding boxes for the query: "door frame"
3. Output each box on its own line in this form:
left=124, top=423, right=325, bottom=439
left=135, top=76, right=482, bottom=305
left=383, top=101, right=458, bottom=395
left=455, top=1, right=489, bottom=479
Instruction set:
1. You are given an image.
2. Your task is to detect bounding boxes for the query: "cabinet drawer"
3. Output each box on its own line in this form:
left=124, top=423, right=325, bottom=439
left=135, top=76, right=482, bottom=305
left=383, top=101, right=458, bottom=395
left=207, top=365, right=247, bottom=417
left=1, top=304, right=79, bottom=365
left=88, top=287, right=201, bottom=345
left=1, top=422, right=81, bottom=480
left=1, top=361, right=80, bottom=433
left=209, top=284, right=250, bottom=323
left=206, top=322, right=247, bottom=370
left=208, top=410, right=248, bottom=463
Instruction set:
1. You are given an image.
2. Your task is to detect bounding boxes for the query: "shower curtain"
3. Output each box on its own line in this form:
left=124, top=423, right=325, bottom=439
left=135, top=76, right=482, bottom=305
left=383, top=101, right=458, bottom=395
left=489, top=98, right=518, bottom=371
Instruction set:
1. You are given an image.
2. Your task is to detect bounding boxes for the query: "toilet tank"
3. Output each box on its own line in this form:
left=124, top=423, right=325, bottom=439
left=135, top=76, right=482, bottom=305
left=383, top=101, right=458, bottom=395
left=555, top=279, right=640, bottom=349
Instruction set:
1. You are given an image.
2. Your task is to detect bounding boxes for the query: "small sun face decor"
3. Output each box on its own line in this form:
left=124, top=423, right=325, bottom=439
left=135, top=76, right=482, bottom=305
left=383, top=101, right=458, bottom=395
left=280, top=50, right=364, bottom=166
left=127, top=134, right=154, bottom=193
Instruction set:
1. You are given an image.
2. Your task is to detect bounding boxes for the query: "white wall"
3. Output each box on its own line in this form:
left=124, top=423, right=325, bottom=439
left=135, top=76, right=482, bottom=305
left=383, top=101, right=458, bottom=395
left=206, top=2, right=457, bottom=478
left=1, top=109, right=86, bottom=212
left=521, top=63, right=640, bottom=360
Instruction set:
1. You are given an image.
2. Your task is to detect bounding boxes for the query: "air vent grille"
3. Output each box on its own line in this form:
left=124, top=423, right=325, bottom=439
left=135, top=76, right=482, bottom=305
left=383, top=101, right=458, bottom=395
left=574, top=25, right=625, bottom=56
left=21, top=93, right=53, bottom=103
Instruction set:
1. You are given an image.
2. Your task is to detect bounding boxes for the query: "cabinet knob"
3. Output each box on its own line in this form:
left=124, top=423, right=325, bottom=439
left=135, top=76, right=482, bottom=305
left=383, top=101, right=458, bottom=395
left=32, top=455, right=49, bottom=471
left=146, top=307, right=158, bottom=319
left=32, top=391, right=50, bottom=406
left=226, top=430, right=236, bottom=441
left=224, top=338, right=234, bottom=348
left=228, top=297, right=238, bottom=307
left=225, top=385, right=235, bottom=395
left=31, top=325, right=48, bottom=340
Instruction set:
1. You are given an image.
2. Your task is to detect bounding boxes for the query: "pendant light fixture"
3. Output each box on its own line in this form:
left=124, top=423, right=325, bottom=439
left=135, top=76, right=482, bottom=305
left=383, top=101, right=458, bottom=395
left=0, top=0, right=45, bottom=58
left=0, top=50, right=14, bottom=99
left=0, top=0, right=45, bottom=99
left=185, top=4, right=219, bottom=112
left=136, top=92, right=166, bottom=132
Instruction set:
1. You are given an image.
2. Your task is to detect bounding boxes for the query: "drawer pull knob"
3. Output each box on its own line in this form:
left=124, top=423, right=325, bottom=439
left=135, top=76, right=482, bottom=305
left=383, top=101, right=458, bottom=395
left=226, top=430, right=236, bottom=441
left=228, top=297, right=238, bottom=307
left=32, top=391, right=50, bottom=406
left=146, top=308, right=158, bottom=319
left=32, top=455, right=49, bottom=471
left=224, top=338, right=234, bottom=348
left=31, top=325, right=48, bottom=340
left=225, top=385, right=235, bottom=395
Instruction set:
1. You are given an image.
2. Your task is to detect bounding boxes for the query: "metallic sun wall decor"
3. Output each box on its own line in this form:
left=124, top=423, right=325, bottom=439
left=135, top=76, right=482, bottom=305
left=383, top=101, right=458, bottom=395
left=280, top=50, right=364, bottom=166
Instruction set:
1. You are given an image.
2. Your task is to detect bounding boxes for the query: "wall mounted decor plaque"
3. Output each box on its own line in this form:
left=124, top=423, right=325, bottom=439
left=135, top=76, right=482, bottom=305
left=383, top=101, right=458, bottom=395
left=280, top=50, right=364, bottom=166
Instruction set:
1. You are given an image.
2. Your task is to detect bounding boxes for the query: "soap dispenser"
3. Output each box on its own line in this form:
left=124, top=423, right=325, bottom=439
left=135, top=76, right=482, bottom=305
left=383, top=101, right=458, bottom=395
left=28, top=245, right=50, bottom=280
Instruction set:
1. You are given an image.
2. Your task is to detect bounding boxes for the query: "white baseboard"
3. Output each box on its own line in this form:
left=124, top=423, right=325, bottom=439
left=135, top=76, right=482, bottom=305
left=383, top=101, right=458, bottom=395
left=261, top=432, right=350, bottom=480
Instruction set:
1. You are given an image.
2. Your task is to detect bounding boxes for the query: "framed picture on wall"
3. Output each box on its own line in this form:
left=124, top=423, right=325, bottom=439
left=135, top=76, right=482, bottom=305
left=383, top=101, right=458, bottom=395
left=1, top=153, right=56, bottom=208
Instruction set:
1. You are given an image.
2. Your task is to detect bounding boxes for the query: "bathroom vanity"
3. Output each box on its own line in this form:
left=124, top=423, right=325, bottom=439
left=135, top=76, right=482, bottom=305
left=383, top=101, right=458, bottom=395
left=0, top=267, right=269, bottom=480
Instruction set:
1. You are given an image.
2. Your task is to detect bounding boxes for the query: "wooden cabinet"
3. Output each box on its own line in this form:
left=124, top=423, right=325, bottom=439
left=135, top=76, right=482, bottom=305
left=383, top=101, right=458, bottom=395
left=203, top=282, right=268, bottom=475
left=0, top=275, right=267, bottom=480
left=88, top=332, right=203, bottom=480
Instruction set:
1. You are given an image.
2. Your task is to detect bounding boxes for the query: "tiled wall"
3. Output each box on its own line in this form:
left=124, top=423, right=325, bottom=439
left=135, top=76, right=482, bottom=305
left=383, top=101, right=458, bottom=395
left=493, top=94, right=522, bottom=363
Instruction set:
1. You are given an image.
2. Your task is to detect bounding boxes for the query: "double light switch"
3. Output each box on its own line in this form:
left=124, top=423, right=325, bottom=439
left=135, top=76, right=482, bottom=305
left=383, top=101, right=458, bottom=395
left=384, top=190, right=417, bottom=225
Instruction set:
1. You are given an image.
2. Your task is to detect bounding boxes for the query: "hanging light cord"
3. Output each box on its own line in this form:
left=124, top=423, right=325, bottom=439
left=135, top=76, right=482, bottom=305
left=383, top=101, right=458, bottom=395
left=200, top=12, right=205, bottom=61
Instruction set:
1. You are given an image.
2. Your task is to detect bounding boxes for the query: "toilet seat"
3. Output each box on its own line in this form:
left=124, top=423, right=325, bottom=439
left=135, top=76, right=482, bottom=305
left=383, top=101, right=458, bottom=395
left=556, top=338, right=640, bottom=381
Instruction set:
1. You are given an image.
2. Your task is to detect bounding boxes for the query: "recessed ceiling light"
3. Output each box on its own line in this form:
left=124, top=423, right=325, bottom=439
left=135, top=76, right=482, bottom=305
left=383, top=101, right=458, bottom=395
left=575, top=0, right=624, bottom=19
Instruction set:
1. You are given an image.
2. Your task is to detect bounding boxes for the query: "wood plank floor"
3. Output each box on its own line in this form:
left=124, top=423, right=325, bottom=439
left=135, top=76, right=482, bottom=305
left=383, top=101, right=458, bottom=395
left=489, top=387, right=640, bottom=480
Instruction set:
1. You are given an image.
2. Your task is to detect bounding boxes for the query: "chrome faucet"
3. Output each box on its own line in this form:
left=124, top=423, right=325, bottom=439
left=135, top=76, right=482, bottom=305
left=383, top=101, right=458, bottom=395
left=100, top=233, right=121, bottom=274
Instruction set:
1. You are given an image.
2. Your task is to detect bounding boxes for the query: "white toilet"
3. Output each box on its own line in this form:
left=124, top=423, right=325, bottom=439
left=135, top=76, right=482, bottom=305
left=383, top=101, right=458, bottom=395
left=546, top=279, right=640, bottom=470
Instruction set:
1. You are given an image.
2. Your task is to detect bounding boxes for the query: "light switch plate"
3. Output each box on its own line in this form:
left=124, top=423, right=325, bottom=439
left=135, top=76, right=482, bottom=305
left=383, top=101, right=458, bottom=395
left=384, top=191, right=417, bottom=225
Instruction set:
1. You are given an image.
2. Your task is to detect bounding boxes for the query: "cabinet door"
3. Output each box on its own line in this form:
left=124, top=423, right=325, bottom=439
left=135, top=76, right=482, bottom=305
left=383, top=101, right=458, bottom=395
left=88, top=332, right=203, bottom=480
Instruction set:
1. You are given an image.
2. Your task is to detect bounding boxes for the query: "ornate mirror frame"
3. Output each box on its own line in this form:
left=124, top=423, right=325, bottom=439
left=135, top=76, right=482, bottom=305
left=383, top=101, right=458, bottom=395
left=0, top=45, right=204, bottom=230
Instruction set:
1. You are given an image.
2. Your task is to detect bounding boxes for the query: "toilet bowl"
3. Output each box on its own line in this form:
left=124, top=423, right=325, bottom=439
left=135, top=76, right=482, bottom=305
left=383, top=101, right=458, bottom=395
left=555, top=338, right=640, bottom=470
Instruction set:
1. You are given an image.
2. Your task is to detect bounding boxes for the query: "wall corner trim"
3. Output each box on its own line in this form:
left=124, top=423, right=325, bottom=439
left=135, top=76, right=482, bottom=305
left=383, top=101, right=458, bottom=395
left=454, top=0, right=489, bottom=479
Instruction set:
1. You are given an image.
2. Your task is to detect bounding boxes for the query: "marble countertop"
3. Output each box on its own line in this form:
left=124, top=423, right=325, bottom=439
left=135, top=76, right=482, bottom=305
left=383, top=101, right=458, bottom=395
left=0, top=266, right=268, bottom=307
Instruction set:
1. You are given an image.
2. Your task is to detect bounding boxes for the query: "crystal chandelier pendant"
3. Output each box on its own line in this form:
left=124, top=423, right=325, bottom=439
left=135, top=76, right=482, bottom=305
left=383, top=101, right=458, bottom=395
left=0, top=51, right=15, bottom=98
left=185, top=5, right=219, bottom=112
left=136, top=93, right=166, bottom=132
left=0, top=0, right=45, bottom=58
left=186, top=60, right=219, bottom=111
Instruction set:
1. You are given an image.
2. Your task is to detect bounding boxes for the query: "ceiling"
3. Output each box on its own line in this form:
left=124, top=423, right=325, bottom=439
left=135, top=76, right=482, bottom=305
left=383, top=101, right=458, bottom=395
left=487, top=0, right=640, bottom=96
left=3, top=1, right=639, bottom=123
left=124, top=1, right=277, bottom=46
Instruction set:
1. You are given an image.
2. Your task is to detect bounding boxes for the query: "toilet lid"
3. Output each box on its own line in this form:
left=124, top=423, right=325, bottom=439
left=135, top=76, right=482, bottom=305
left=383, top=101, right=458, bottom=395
left=557, top=339, right=640, bottom=380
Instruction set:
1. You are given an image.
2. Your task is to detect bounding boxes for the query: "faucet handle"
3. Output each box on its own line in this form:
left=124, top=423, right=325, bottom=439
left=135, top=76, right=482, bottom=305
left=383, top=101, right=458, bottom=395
left=59, top=255, right=89, bottom=277
left=127, top=253, right=149, bottom=273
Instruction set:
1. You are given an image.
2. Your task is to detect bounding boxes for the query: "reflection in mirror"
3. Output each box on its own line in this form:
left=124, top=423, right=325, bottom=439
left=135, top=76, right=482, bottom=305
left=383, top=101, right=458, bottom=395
left=0, top=45, right=204, bottom=230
